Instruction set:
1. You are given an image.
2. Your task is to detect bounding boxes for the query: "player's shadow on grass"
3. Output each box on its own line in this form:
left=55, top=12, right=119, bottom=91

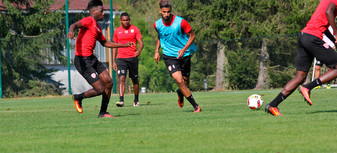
left=114, top=113, right=141, bottom=117
left=143, top=102, right=165, bottom=106
left=307, top=110, right=337, bottom=114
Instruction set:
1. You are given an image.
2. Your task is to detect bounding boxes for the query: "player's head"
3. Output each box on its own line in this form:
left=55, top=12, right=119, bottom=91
left=159, top=0, right=172, bottom=22
left=120, top=12, right=130, bottom=29
left=87, top=0, right=104, bottom=21
left=159, top=0, right=171, bottom=9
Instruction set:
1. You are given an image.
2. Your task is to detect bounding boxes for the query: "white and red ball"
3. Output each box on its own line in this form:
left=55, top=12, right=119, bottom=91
left=247, top=94, right=263, bottom=110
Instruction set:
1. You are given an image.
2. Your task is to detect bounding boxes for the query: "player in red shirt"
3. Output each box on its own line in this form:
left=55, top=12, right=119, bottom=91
left=265, top=0, right=337, bottom=116
left=67, top=0, right=134, bottom=118
left=112, top=12, right=144, bottom=107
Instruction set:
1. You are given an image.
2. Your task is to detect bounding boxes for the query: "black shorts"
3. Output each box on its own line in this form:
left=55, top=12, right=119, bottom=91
left=116, top=57, right=138, bottom=79
left=163, top=54, right=191, bottom=76
left=74, top=55, right=106, bottom=85
left=296, top=33, right=337, bottom=72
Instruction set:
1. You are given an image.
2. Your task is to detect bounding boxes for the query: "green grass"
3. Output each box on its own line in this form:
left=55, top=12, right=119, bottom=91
left=1, top=88, right=337, bottom=153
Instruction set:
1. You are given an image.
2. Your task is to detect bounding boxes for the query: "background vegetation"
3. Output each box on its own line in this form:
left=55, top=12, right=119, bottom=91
left=0, top=0, right=321, bottom=97
left=111, top=0, right=318, bottom=91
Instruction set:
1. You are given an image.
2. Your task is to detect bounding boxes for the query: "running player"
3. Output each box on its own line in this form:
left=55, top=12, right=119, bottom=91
left=153, top=0, right=201, bottom=113
left=112, top=12, right=144, bottom=107
left=67, top=0, right=134, bottom=118
left=265, top=0, right=337, bottom=116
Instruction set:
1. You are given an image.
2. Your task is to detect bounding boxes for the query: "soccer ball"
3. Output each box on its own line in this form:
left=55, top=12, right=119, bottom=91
left=247, top=94, right=264, bottom=110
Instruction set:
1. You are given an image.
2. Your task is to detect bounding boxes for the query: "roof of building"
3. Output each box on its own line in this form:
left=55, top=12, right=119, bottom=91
left=0, top=0, right=117, bottom=11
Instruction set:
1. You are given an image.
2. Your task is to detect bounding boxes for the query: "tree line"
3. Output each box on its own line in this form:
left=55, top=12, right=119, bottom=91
left=0, top=0, right=319, bottom=97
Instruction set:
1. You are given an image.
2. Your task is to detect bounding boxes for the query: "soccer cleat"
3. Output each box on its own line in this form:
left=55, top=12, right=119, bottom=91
left=177, top=89, right=184, bottom=108
left=313, top=86, right=321, bottom=89
left=265, top=104, right=281, bottom=116
left=98, top=112, right=116, bottom=118
left=327, top=84, right=331, bottom=89
left=133, top=102, right=139, bottom=107
left=298, top=85, right=313, bottom=106
left=193, top=106, right=201, bottom=113
left=116, top=101, right=124, bottom=107
left=72, top=95, right=83, bottom=113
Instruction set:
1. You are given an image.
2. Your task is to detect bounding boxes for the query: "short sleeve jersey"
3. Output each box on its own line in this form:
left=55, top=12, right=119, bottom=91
left=154, top=15, right=197, bottom=57
left=113, top=25, right=142, bottom=58
left=302, top=0, right=337, bottom=39
left=75, top=16, right=106, bottom=57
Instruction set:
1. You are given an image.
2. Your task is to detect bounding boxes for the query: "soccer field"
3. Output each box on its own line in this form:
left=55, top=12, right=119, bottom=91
left=1, top=89, right=337, bottom=153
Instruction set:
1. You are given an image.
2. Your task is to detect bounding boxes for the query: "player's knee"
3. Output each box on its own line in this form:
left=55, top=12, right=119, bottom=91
left=296, top=76, right=306, bottom=84
left=96, top=88, right=105, bottom=94
left=294, top=74, right=307, bottom=84
left=119, top=76, right=126, bottom=82
left=106, top=80, right=113, bottom=89
left=176, top=79, right=185, bottom=87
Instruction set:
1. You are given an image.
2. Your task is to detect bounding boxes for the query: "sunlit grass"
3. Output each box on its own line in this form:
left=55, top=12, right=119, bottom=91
left=1, top=88, right=337, bottom=152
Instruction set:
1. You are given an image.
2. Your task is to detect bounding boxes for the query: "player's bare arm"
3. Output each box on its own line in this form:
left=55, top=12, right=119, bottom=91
left=177, top=30, right=196, bottom=59
left=100, top=41, right=135, bottom=48
left=326, top=2, right=337, bottom=43
left=112, top=48, right=118, bottom=71
left=135, top=38, right=144, bottom=57
left=154, top=38, right=161, bottom=64
left=67, top=21, right=83, bottom=39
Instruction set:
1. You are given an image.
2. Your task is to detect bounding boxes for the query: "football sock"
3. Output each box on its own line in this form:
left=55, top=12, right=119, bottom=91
left=75, top=93, right=85, bottom=101
left=100, top=94, right=109, bottom=114
left=134, top=94, right=139, bottom=103
left=269, top=93, right=286, bottom=107
left=186, top=95, right=198, bottom=108
left=304, top=78, right=322, bottom=90
left=177, top=89, right=184, bottom=97
left=120, top=96, right=124, bottom=102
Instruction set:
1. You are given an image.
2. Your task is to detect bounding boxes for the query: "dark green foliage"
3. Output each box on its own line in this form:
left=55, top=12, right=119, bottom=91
left=269, top=67, right=294, bottom=89
left=110, top=0, right=319, bottom=91
left=138, top=38, right=178, bottom=92
left=189, top=41, right=217, bottom=91
left=3, top=79, right=63, bottom=98
left=227, top=42, right=259, bottom=90
left=0, top=0, right=65, bottom=97
left=0, top=0, right=321, bottom=97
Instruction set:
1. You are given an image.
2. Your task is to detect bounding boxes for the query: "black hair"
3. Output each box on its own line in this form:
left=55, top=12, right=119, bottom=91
left=159, top=0, right=171, bottom=8
left=120, top=12, right=129, bottom=19
left=87, top=0, right=103, bottom=10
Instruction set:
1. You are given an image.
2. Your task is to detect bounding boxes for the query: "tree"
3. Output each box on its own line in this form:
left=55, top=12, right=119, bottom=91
left=110, top=0, right=319, bottom=91
left=0, top=0, right=66, bottom=97
left=173, top=0, right=318, bottom=90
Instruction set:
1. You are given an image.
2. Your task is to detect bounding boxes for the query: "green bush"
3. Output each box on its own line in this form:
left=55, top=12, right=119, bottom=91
left=269, top=66, right=295, bottom=88
left=227, top=49, right=259, bottom=90
left=3, top=79, right=63, bottom=98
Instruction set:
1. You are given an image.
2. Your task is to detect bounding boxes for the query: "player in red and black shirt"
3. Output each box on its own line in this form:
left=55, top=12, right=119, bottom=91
left=265, top=0, right=337, bottom=116
left=112, top=12, right=144, bottom=107
left=67, top=0, right=134, bottom=118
